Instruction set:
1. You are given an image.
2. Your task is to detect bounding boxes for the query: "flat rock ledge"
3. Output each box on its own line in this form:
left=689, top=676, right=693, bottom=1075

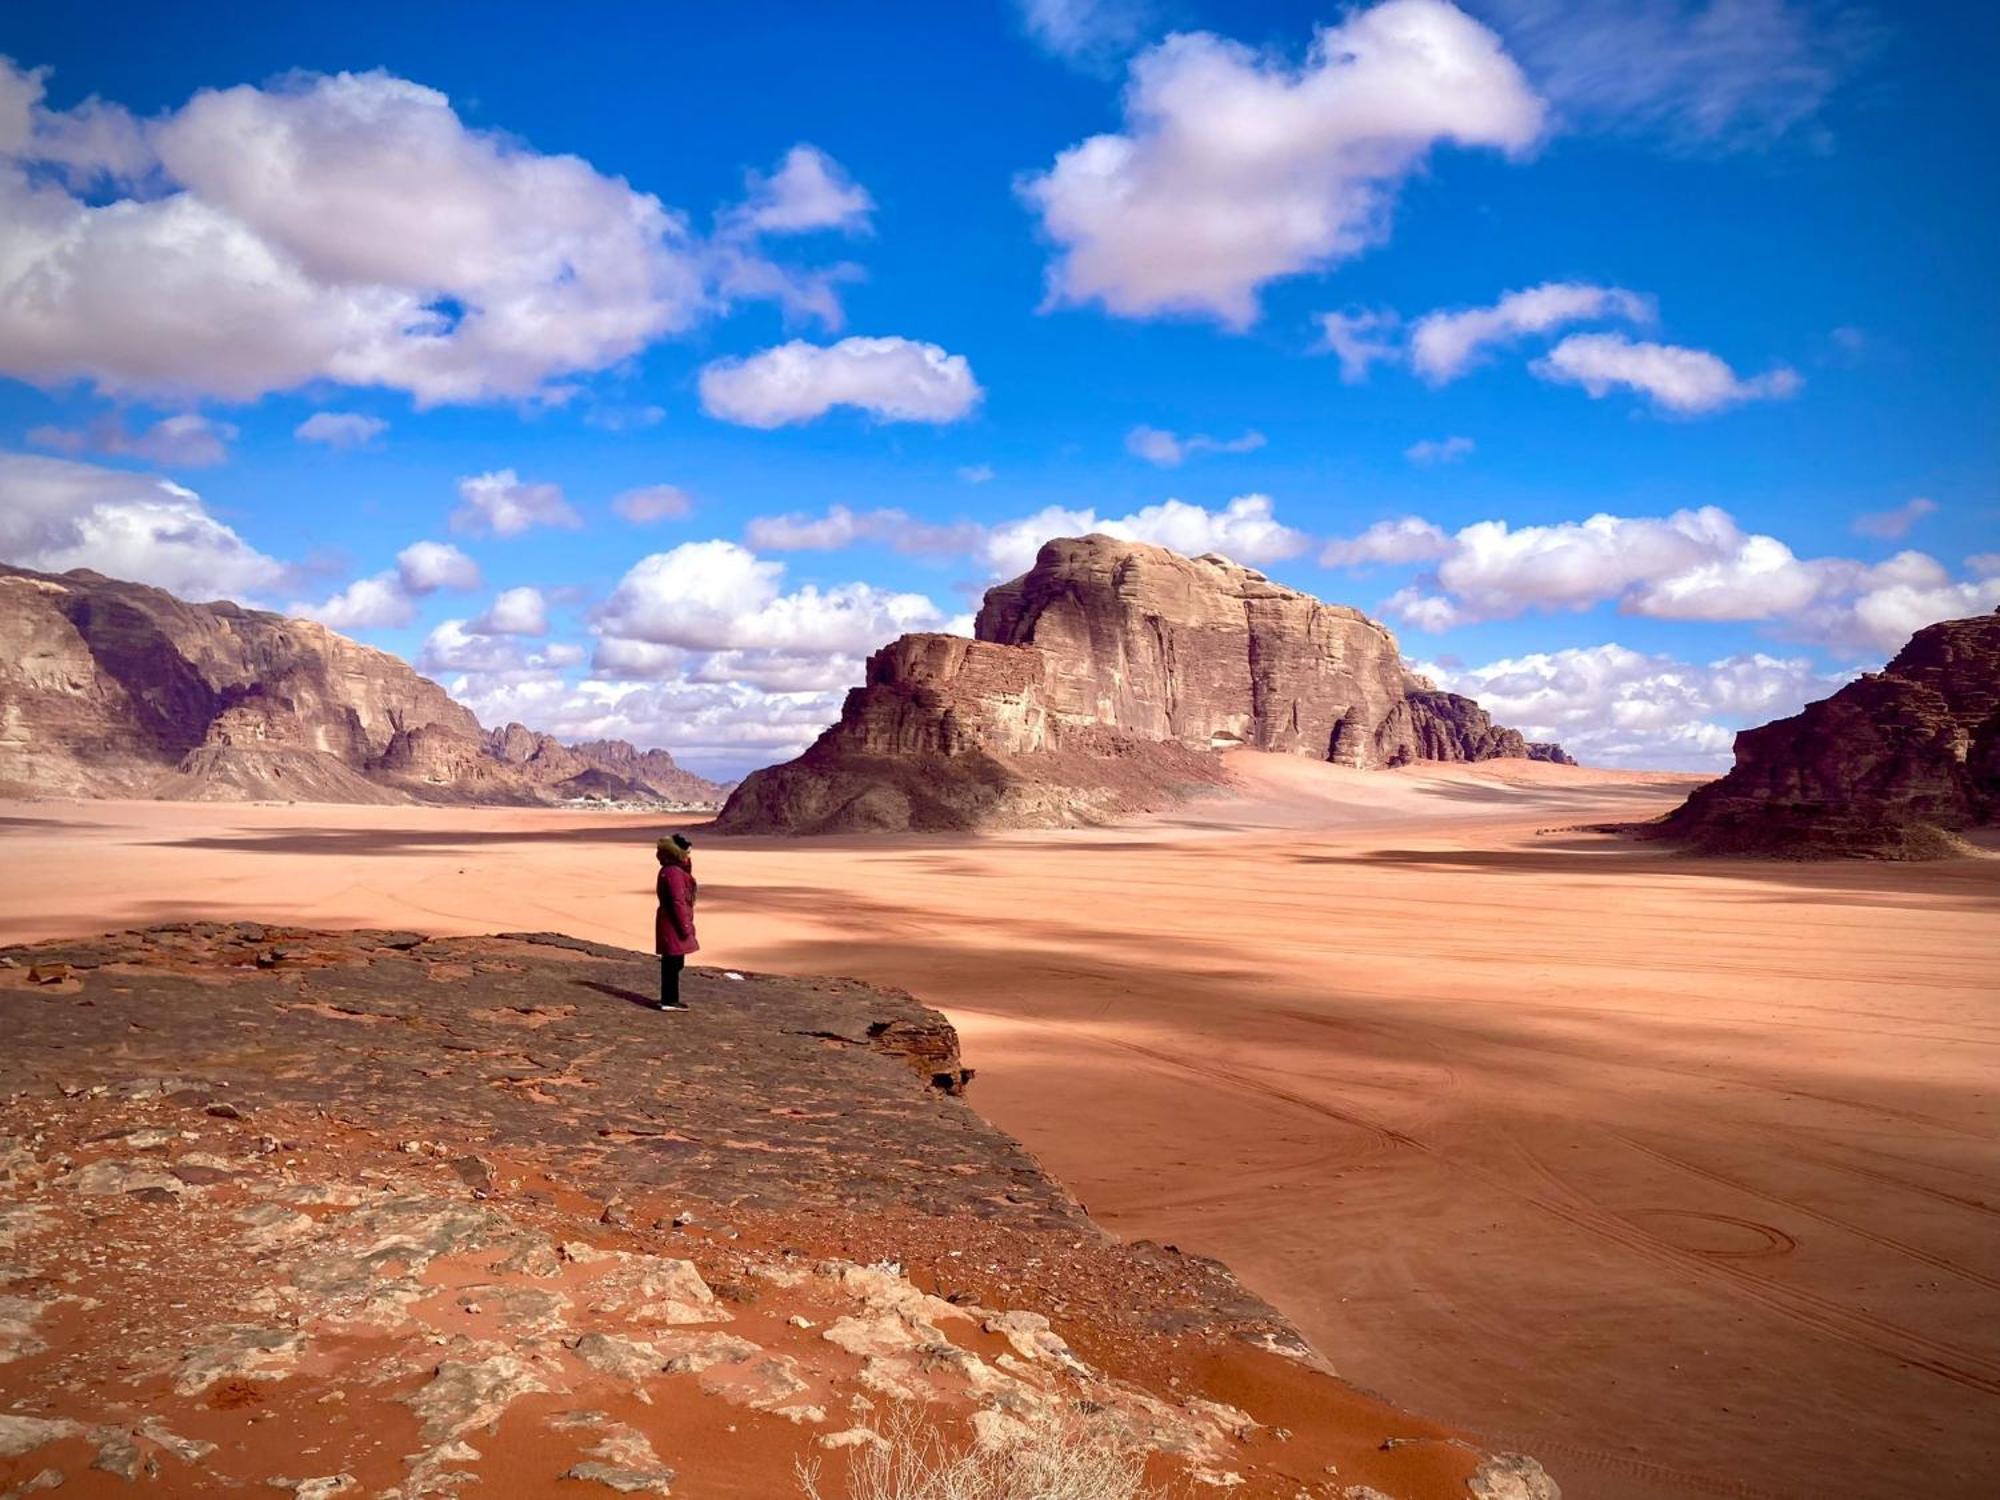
left=0, top=924, right=1556, bottom=1499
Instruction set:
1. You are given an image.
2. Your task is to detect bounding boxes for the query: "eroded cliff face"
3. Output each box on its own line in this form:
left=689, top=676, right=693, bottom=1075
left=0, top=564, right=727, bottom=807
left=1657, top=609, right=2000, bottom=858
left=716, top=536, right=1563, bottom=833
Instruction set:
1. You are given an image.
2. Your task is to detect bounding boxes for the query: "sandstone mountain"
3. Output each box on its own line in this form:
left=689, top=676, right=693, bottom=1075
left=1656, top=608, right=2000, bottom=858
left=717, top=535, right=1569, bottom=833
left=0, top=562, right=727, bottom=807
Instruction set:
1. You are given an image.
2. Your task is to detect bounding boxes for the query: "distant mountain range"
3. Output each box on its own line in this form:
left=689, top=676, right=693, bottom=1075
left=0, top=562, right=728, bottom=809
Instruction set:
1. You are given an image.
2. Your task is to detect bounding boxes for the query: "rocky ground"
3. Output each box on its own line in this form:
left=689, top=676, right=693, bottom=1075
left=0, top=925, right=1552, bottom=1499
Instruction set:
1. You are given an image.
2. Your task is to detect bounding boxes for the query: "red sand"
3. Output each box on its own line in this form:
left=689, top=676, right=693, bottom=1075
left=3, top=756, right=1996, bottom=1498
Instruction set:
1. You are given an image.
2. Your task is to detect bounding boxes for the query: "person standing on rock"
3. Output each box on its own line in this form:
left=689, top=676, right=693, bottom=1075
left=655, top=834, right=698, bottom=1011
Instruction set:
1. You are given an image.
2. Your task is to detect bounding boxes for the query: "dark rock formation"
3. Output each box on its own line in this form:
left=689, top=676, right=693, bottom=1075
left=1656, top=609, right=2000, bottom=858
left=717, top=536, right=1565, bottom=833
left=1403, top=690, right=1532, bottom=762
left=0, top=563, right=727, bottom=807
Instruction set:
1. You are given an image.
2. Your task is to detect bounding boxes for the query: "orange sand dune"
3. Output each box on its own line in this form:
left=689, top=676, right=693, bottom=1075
left=3, top=756, right=1996, bottom=1499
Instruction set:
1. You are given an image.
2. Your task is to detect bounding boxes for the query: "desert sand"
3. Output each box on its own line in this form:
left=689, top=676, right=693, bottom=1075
left=3, top=756, right=1996, bottom=1499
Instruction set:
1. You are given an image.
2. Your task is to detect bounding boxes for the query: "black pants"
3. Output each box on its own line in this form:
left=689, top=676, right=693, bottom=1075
left=659, top=955, right=685, bottom=1007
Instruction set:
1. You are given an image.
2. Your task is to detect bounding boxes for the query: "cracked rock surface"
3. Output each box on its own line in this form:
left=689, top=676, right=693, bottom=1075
left=0, top=925, right=1547, bottom=1497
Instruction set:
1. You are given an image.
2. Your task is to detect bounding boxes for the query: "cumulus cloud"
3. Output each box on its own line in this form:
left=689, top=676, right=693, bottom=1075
left=295, top=412, right=387, bottom=449
left=290, top=538, right=481, bottom=630
left=1017, top=0, right=1154, bottom=64
left=743, top=496, right=1307, bottom=577
left=1320, top=516, right=1452, bottom=568
left=698, top=337, right=982, bottom=429
left=469, top=585, right=549, bottom=637
left=0, top=449, right=284, bottom=599
left=1314, top=309, right=1403, bottom=383
left=0, top=59, right=869, bottom=406
left=1410, top=282, right=1652, bottom=382
left=745, top=504, right=982, bottom=557
left=1404, top=435, right=1475, bottom=466
left=979, top=494, right=1309, bottom=578
left=595, top=540, right=946, bottom=656
left=1332, top=504, right=2000, bottom=652
left=1020, top=1, right=1544, bottom=326
left=1531, top=332, right=1801, bottom=414
left=610, top=485, right=694, bottom=526
left=394, top=540, right=481, bottom=594
left=449, top=470, right=582, bottom=537
left=1851, top=496, right=1937, bottom=540
left=726, top=144, right=873, bottom=236
left=1422, top=642, right=1851, bottom=768
left=1477, top=0, right=1872, bottom=152
left=26, top=411, right=237, bottom=468
left=1125, top=425, right=1267, bottom=467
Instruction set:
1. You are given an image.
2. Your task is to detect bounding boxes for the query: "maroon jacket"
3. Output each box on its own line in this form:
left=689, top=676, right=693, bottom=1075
left=655, top=864, right=699, bottom=957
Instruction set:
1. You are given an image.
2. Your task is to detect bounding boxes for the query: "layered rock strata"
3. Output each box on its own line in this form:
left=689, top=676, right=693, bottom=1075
left=718, top=536, right=1566, bottom=832
left=1656, top=609, right=2000, bottom=858
left=0, top=563, right=725, bottom=806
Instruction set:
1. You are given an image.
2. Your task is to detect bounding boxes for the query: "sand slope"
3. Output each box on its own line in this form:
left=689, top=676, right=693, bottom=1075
left=2, top=756, right=1996, bottom=1499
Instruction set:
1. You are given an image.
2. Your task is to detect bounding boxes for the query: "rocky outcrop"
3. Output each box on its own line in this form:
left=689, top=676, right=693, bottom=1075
left=0, top=924, right=1549, bottom=1497
left=0, top=563, right=727, bottom=807
left=1656, top=609, right=2000, bottom=859
left=717, top=536, right=1565, bottom=833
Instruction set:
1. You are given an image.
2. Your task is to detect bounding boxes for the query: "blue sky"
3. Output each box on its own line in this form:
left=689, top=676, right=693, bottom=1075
left=1, top=0, right=1994, bottom=777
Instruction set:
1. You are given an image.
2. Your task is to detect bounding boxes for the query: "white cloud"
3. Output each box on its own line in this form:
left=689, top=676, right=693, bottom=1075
left=1020, top=1, right=1544, bottom=326
left=1313, top=308, right=1403, bottom=384
left=1478, top=0, right=1871, bottom=152
left=1125, top=425, right=1267, bottom=467
left=1410, top=282, right=1652, bottom=382
left=1017, top=0, right=1153, bottom=64
left=0, top=449, right=284, bottom=599
left=293, top=574, right=420, bottom=630
left=686, top=648, right=868, bottom=693
left=450, top=469, right=582, bottom=537
left=595, top=539, right=946, bottom=655
left=1403, top=506, right=1816, bottom=622
left=291, top=537, right=480, bottom=630
left=727, top=144, right=873, bottom=236
left=979, top=493, right=1309, bottom=577
left=744, top=495, right=1306, bottom=577
left=419, top=619, right=580, bottom=676
left=0, top=60, right=868, bottom=406
left=1532, top=332, right=1801, bottom=414
left=744, top=504, right=981, bottom=556
left=470, top=585, right=549, bottom=637
left=1851, top=496, right=1937, bottom=540
left=699, top=337, right=982, bottom=428
left=1321, top=516, right=1452, bottom=568
left=295, top=412, right=387, bottom=448
left=1404, top=435, right=1475, bottom=466
left=25, top=411, right=237, bottom=468
left=395, top=540, right=481, bottom=594
left=1342, top=504, right=1999, bottom=651
left=957, top=464, right=996, bottom=485
left=1806, top=562, right=2000, bottom=654
left=1423, top=642, right=1852, bottom=769
left=611, top=485, right=694, bottom=525
left=1969, top=554, right=2000, bottom=580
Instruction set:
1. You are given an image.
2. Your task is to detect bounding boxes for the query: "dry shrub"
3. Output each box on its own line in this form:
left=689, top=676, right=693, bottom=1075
left=798, top=1404, right=1165, bottom=1500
